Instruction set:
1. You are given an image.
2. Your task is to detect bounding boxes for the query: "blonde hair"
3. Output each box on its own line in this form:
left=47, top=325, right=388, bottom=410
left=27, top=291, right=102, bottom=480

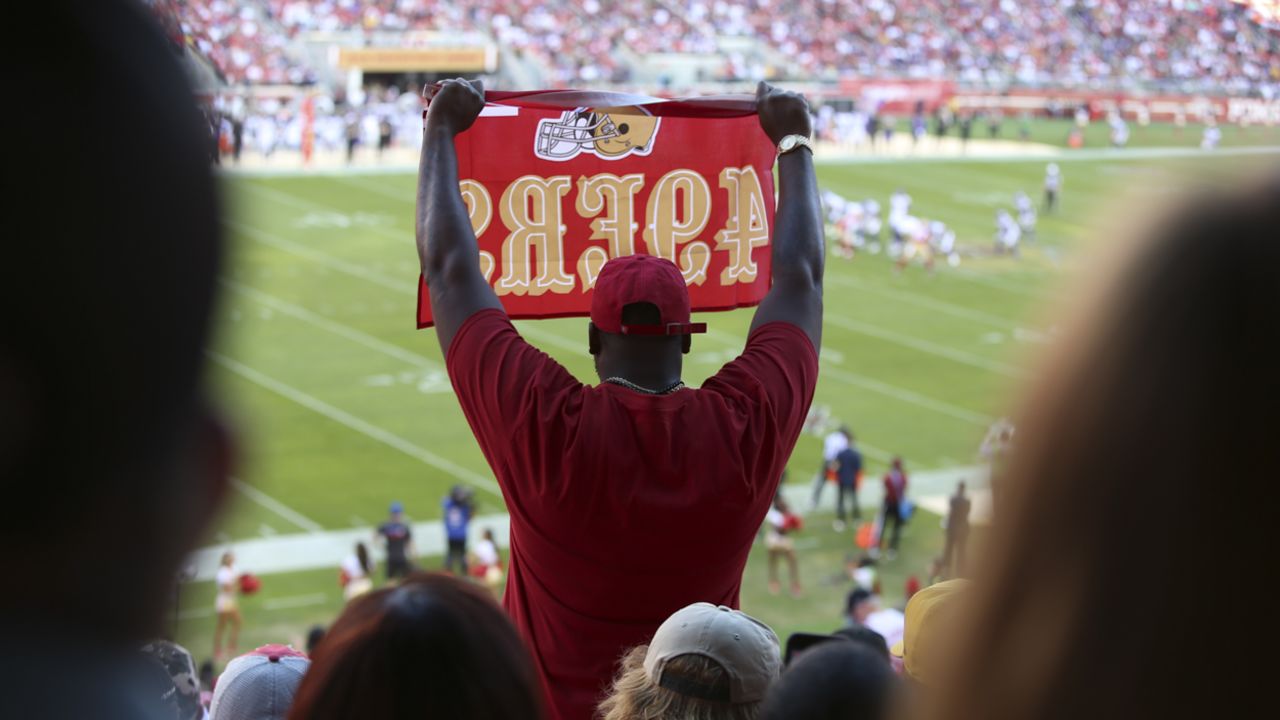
left=599, top=646, right=761, bottom=720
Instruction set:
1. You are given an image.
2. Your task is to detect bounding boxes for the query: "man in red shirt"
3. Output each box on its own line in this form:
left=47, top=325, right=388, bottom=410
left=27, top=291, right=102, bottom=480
left=416, top=78, right=824, bottom=720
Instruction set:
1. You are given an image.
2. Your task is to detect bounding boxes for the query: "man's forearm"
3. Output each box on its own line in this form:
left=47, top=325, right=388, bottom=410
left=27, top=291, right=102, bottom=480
left=416, top=124, right=479, bottom=282
left=773, top=150, right=825, bottom=288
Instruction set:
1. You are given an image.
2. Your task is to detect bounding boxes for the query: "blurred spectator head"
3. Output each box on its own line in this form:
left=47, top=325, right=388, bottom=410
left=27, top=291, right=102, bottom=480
left=832, top=625, right=890, bottom=660
left=210, top=645, right=309, bottom=720
left=5, top=0, right=229, bottom=644
left=846, top=587, right=875, bottom=625
left=388, top=500, right=403, bottom=517
left=288, top=573, right=544, bottom=720
left=891, top=579, right=969, bottom=687
left=933, top=175, right=1280, bottom=719
left=761, top=640, right=896, bottom=720
left=305, top=625, right=326, bottom=655
left=600, top=603, right=780, bottom=720
left=141, top=640, right=203, bottom=720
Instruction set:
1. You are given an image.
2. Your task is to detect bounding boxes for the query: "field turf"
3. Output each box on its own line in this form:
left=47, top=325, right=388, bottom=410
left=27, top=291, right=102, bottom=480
left=176, top=122, right=1280, bottom=662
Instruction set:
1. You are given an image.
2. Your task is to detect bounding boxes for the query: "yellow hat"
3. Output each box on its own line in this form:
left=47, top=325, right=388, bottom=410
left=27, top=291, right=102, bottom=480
left=890, top=579, right=970, bottom=684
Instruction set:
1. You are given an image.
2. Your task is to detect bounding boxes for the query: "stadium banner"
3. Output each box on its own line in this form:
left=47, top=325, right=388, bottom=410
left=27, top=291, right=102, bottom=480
left=417, top=90, right=776, bottom=329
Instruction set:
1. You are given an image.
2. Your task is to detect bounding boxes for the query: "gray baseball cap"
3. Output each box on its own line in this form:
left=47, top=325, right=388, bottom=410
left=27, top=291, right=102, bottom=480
left=644, top=603, right=781, bottom=703
left=210, top=645, right=309, bottom=720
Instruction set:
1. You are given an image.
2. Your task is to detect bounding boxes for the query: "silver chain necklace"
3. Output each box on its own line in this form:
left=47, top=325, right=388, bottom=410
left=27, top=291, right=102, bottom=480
left=603, top=376, right=686, bottom=395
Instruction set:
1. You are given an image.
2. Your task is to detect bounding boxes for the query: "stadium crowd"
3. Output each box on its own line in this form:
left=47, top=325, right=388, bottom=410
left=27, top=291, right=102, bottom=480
left=6, top=2, right=1277, bottom=720
left=163, top=0, right=1279, bottom=94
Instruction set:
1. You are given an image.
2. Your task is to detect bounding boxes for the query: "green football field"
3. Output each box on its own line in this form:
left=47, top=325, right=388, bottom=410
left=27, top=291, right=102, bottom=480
left=175, top=122, right=1280, bottom=662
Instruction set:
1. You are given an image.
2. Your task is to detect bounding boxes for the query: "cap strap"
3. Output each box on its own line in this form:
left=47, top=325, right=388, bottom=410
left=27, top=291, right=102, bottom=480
left=621, top=322, right=708, bottom=336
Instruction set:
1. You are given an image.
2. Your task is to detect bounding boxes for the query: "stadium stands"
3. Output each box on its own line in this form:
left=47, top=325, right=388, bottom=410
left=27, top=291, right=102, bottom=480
left=165, top=0, right=1276, bottom=95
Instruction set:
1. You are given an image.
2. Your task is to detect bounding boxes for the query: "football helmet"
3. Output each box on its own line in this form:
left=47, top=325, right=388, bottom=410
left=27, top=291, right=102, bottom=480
left=535, top=106, right=660, bottom=160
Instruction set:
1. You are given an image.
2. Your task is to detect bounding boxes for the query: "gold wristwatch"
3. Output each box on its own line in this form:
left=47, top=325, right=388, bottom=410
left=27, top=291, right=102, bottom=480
left=777, top=134, right=813, bottom=156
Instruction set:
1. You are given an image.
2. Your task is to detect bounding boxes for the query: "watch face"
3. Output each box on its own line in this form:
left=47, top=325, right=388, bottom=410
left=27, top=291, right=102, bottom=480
left=780, top=136, right=797, bottom=151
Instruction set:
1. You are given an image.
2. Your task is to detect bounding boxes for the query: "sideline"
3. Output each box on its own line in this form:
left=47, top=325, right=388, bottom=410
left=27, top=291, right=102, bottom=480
left=184, top=465, right=987, bottom=582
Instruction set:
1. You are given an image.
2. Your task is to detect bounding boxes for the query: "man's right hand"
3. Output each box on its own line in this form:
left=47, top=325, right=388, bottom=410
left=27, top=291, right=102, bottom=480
left=756, top=81, right=813, bottom=146
left=424, top=78, right=486, bottom=136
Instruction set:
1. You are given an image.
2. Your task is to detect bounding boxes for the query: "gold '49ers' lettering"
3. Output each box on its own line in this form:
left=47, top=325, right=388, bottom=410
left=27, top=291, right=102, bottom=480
left=575, top=173, right=644, bottom=290
left=496, top=175, right=574, bottom=296
left=458, top=180, right=496, bottom=283
left=714, top=167, right=771, bottom=284
left=642, top=169, right=711, bottom=286
left=576, top=174, right=644, bottom=258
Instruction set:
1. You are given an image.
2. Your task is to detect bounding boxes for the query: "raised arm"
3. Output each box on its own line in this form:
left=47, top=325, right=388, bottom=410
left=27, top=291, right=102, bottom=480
left=417, top=78, right=503, bottom=353
left=750, top=82, right=824, bottom=350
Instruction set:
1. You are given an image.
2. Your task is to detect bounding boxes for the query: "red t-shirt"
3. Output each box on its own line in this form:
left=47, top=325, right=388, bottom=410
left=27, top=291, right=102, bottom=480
left=446, top=309, right=818, bottom=720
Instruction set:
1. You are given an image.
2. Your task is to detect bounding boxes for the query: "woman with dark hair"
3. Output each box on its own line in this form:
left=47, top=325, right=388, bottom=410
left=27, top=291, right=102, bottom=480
left=932, top=175, right=1280, bottom=719
left=340, top=541, right=373, bottom=601
left=287, top=573, right=545, bottom=720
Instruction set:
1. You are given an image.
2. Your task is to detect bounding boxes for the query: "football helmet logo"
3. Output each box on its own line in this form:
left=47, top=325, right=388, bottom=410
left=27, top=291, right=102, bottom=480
left=535, top=106, right=660, bottom=161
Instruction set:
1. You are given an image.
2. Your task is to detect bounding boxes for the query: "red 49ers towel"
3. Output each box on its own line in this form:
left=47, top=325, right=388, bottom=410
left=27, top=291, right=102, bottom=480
left=416, top=89, right=776, bottom=328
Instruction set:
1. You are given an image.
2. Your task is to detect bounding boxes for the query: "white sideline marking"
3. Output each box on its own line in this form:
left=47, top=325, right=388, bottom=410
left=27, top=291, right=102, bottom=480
left=263, top=592, right=329, bottom=611
left=258, top=524, right=278, bottom=538
left=825, top=314, right=1025, bottom=378
left=232, top=477, right=325, bottom=534
left=209, top=352, right=501, bottom=497
left=223, top=279, right=440, bottom=370
left=827, top=275, right=1023, bottom=330
left=814, top=144, right=1280, bottom=165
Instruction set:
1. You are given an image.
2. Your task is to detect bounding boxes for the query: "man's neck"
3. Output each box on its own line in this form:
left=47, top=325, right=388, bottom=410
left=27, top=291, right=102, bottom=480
left=597, top=363, right=683, bottom=391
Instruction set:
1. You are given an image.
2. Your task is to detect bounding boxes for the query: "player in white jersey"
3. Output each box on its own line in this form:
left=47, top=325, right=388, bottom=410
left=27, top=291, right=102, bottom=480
left=835, top=202, right=865, bottom=258
left=894, top=215, right=934, bottom=273
left=1015, top=191, right=1037, bottom=241
left=930, top=220, right=961, bottom=267
left=862, top=199, right=883, bottom=252
left=889, top=189, right=912, bottom=224
left=1109, top=112, right=1130, bottom=147
left=1043, top=163, right=1062, bottom=213
left=1202, top=121, right=1222, bottom=150
left=823, top=190, right=846, bottom=224
left=996, top=210, right=1022, bottom=256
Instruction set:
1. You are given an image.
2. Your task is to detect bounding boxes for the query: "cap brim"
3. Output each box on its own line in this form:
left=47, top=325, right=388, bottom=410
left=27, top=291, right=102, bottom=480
left=889, top=640, right=905, bottom=658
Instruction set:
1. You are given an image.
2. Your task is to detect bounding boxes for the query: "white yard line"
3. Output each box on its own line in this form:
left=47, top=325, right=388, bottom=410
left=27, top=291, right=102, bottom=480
left=232, top=477, right=325, bottom=534
left=825, top=314, right=1025, bottom=378
left=702, top=327, right=993, bottom=427
left=226, top=220, right=414, bottom=294
left=826, top=275, right=1025, bottom=330
left=331, top=174, right=413, bottom=202
left=209, top=352, right=501, bottom=497
left=226, top=220, right=996, bottom=425
left=223, top=279, right=440, bottom=370
left=818, top=366, right=994, bottom=426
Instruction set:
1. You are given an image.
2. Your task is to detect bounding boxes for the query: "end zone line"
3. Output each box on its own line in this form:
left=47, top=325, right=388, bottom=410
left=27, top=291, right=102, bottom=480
left=208, top=352, right=501, bottom=498
left=231, top=477, right=325, bottom=534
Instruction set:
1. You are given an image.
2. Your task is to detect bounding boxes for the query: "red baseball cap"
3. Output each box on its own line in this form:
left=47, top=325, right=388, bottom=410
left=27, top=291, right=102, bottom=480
left=590, top=254, right=707, bottom=336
